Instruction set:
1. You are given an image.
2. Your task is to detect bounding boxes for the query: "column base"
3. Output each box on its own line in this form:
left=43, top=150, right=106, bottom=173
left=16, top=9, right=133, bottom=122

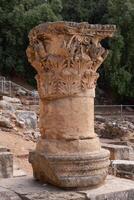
left=29, top=149, right=110, bottom=188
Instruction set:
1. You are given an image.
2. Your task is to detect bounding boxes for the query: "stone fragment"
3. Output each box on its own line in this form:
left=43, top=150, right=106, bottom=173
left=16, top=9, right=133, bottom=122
left=0, top=188, right=21, bottom=200
left=102, top=143, right=130, bottom=160
left=24, top=130, right=40, bottom=142
left=3, top=96, right=21, bottom=104
left=16, top=111, right=37, bottom=129
left=16, top=119, right=25, bottom=129
left=0, top=100, right=14, bottom=111
left=16, top=88, right=27, bottom=96
left=95, top=115, right=106, bottom=123
left=0, top=152, right=13, bottom=178
left=0, top=116, right=13, bottom=129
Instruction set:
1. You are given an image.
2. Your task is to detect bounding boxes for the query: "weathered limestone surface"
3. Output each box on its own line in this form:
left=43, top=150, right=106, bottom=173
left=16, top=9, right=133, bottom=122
left=0, top=146, right=13, bottom=178
left=0, top=187, right=21, bottom=200
left=111, top=160, right=134, bottom=180
left=102, top=143, right=130, bottom=160
left=27, top=21, right=116, bottom=188
left=0, top=176, right=133, bottom=200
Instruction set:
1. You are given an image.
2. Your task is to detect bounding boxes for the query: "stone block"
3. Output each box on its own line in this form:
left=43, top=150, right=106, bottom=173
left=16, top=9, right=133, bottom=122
left=0, top=151, right=13, bottom=178
left=0, top=176, right=133, bottom=199
left=111, top=160, right=134, bottom=180
left=81, top=175, right=134, bottom=200
left=102, top=143, right=130, bottom=160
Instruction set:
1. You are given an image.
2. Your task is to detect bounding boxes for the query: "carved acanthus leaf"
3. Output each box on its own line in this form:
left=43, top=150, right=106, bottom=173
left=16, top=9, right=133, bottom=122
left=27, top=22, right=116, bottom=99
left=58, top=75, right=81, bottom=96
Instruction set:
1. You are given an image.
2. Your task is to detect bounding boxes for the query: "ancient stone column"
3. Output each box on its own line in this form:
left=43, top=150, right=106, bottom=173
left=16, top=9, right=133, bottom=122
left=27, top=22, right=116, bottom=188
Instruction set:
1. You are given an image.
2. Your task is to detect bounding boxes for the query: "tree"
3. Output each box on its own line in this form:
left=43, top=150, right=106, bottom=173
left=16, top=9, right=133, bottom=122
left=102, top=0, right=134, bottom=100
left=61, top=0, right=134, bottom=101
left=0, top=0, right=62, bottom=84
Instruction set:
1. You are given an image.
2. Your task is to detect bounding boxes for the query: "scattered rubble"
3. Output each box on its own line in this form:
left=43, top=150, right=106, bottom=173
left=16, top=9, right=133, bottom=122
left=0, top=95, right=39, bottom=142
left=96, top=115, right=134, bottom=180
left=0, top=100, right=14, bottom=111
left=95, top=116, right=134, bottom=142
left=23, top=130, right=40, bottom=142
left=102, top=143, right=130, bottom=160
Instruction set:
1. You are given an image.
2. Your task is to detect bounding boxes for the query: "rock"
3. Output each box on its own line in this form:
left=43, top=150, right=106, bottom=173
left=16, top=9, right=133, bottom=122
left=0, top=146, right=10, bottom=152
left=9, top=112, right=17, bottom=120
left=95, top=115, right=106, bottom=123
left=34, top=131, right=41, bottom=140
left=102, top=122, right=128, bottom=139
left=0, top=100, right=14, bottom=111
left=31, top=90, right=39, bottom=98
left=2, top=96, right=23, bottom=110
left=1, top=110, right=16, bottom=120
left=1, top=128, right=12, bottom=132
left=0, top=151, right=13, bottom=178
left=16, top=88, right=27, bottom=96
left=102, top=143, right=130, bottom=160
left=0, top=116, right=13, bottom=129
left=95, top=121, right=105, bottom=136
left=16, top=111, right=37, bottom=129
left=3, top=96, right=21, bottom=104
left=23, top=130, right=40, bottom=142
left=111, top=160, right=134, bottom=180
left=96, top=119, right=134, bottom=140
left=13, top=103, right=23, bottom=110
left=16, top=120, right=25, bottom=129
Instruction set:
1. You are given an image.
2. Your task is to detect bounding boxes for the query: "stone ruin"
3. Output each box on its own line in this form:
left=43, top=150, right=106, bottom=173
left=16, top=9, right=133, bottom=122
left=0, top=21, right=134, bottom=200
left=26, top=21, right=116, bottom=188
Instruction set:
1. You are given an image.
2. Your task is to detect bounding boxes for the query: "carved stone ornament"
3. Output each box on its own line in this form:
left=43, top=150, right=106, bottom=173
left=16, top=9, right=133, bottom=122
left=27, top=22, right=115, bottom=99
left=27, top=22, right=116, bottom=188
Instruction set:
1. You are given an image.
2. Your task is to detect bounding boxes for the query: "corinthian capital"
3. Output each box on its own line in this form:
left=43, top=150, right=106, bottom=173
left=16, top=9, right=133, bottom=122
left=27, top=22, right=116, bottom=99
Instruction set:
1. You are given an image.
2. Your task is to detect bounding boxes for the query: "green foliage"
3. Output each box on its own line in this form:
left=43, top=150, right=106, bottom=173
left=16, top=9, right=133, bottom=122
left=103, top=0, right=134, bottom=99
left=0, top=0, right=61, bottom=80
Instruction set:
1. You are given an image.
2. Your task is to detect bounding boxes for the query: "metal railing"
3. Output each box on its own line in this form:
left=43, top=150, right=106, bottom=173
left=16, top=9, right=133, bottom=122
left=95, top=105, right=134, bottom=117
left=0, top=76, right=133, bottom=114
left=0, top=76, right=39, bottom=105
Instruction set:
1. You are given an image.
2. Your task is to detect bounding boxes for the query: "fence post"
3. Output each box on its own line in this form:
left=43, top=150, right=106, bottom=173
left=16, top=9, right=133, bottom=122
left=9, top=81, right=12, bottom=97
left=121, top=104, right=123, bottom=118
left=1, top=80, right=3, bottom=94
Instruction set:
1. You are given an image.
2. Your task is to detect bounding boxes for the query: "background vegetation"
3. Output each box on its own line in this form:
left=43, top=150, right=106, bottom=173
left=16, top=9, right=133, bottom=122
left=0, top=0, right=134, bottom=102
